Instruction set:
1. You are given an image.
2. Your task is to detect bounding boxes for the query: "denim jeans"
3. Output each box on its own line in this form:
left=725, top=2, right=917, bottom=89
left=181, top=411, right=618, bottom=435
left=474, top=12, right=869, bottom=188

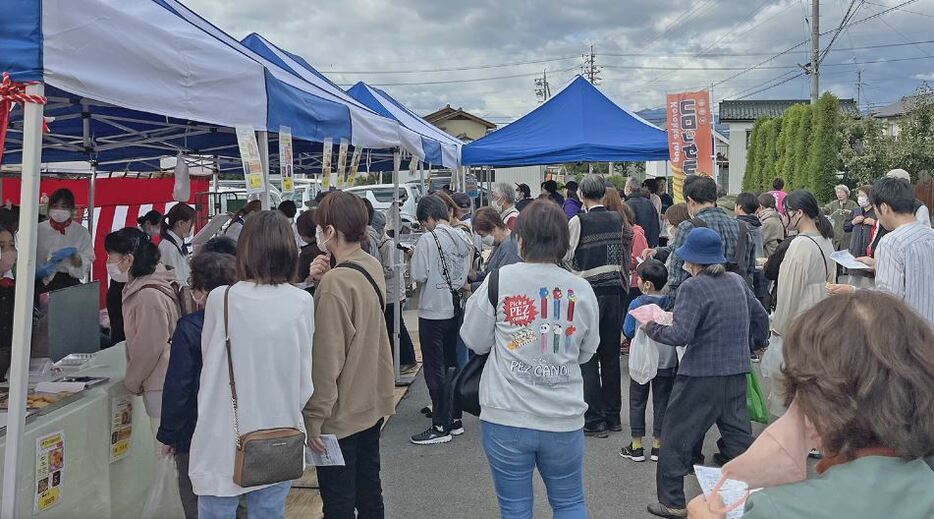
left=198, top=481, right=291, bottom=519
left=481, top=421, right=587, bottom=519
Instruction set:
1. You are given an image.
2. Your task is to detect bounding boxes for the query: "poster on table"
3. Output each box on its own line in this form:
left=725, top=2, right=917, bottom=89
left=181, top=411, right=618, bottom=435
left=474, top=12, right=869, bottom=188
left=321, top=137, right=333, bottom=189
left=110, top=396, right=133, bottom=462
left=336, top=139, right=349, bottom=187
left=347, top=148, right=362, bottom=186
left=279, top=126, right=294, bottom=194
left=235, top=126, right=267, bottom=196
left=35, top=431, right=65, bottom=513
left=666, top=91, right=713, bottom=203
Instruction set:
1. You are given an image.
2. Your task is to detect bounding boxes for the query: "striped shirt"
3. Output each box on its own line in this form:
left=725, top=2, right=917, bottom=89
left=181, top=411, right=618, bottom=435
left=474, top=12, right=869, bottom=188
left=874, top=222, right=934, bottom=326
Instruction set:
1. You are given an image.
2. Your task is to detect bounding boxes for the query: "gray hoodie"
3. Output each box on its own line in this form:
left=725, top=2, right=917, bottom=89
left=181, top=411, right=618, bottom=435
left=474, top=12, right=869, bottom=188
left=411, top=224, right=473, bottom=320
left=461, top=263, right=600, bottom=432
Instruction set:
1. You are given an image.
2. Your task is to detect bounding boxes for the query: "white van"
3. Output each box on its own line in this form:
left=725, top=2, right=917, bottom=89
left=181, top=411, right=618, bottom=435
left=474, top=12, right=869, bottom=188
left=345, top=184, right=419, bottom=222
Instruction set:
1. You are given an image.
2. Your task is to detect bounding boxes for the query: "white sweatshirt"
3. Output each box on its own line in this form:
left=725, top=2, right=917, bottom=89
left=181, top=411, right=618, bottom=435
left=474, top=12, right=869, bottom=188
left=188, top=281, right=314, bottom=497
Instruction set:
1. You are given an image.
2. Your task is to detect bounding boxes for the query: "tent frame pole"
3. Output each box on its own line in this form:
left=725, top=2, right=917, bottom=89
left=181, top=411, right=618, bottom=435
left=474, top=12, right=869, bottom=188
left=257, top=131, right=271, bottom=210
left=391, top=150, right=413, bottom=386
left=2, top=82, right=45, bottom=519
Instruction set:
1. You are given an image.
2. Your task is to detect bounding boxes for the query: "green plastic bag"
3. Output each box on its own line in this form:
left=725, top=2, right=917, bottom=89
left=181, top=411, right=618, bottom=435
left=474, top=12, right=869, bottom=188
left=746, top=370, right=770, bottom=424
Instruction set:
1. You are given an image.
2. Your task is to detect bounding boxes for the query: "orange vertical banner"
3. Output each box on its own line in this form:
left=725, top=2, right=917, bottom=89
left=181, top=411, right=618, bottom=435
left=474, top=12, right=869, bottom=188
left=666, top=91, right=713, bottom=203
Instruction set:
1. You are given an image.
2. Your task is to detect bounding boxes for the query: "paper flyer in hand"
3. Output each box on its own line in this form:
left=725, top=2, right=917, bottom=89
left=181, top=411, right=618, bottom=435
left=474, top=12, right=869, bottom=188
left=279, top=126, right=294, bottom=194
left=694, top=465, right=748, bottom=519
left=306, top=434, right=345, bottom=467
left=628, top=304, right=673, bottom=325
left=829, top=250, right=871, bottom=270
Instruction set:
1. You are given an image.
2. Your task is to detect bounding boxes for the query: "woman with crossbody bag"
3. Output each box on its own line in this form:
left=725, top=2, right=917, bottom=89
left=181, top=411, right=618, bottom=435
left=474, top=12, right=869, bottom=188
left=410, top=195, right=472, bottom=445
left=303, top=192, right=396, bottom=518
left=764, top=191, right=835, bottom=417
left=189, top=211, right=314, bottom=518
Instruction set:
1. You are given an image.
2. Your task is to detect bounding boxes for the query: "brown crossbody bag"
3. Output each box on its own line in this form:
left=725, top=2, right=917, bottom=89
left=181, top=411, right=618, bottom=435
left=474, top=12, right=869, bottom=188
left=223, top=286, right=305, bottom=487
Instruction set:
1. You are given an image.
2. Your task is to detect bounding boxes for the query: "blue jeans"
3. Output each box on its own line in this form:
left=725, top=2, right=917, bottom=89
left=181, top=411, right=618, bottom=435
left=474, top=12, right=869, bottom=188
left=198, top=481, right=291, bottom=519
left=481, top=421, right=587, bottom=519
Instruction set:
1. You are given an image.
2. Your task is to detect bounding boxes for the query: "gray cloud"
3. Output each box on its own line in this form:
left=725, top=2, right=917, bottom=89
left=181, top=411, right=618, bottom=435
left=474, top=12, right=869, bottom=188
left=185, top=0, right=934, bottom=121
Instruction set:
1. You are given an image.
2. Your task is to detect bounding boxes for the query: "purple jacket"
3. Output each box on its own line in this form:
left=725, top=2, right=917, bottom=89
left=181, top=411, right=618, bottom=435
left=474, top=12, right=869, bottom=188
left=564, top=198, right=583, bottom=219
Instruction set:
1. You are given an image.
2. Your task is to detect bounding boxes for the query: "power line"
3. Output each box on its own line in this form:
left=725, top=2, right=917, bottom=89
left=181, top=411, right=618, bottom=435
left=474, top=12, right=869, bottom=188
left=709, top=0, right=920, bottom=89
left=737, top=72, right=807, bottom=99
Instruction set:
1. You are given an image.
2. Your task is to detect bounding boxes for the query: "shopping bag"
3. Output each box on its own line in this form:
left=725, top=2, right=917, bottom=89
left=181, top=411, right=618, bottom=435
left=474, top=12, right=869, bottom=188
left=628, top=328, right=660, bottom=385
left=746, top=370, right=770, bottom=424
left=141, top=454, right=185, bottom=519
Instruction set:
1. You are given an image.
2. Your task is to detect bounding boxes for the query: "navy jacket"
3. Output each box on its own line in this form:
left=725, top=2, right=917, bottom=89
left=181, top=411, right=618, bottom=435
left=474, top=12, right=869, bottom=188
left=626, top=192, right=660, bottom=247
left=156, top=310, right=204, bottom=453
left=645, top=272, right=768, bottom=377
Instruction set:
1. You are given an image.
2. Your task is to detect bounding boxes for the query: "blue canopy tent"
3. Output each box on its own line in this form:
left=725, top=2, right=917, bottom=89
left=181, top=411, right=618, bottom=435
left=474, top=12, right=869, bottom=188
left=241, top=33, right=462, bottom=170
left=462, top=75, right=669, bottom=166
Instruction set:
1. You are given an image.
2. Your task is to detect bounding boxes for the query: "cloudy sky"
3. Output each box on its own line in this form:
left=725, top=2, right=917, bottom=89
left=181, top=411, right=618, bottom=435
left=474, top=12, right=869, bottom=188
left=187, top=0, right=934, bottom=124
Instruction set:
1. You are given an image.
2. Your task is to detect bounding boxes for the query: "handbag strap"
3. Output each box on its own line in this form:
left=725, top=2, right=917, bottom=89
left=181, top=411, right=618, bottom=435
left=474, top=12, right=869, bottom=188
left=336, top=262, right=384, bottom=309
left=223, top=285, right=243, bottom=448
left=799, top=235, right=830, bottom=280
left=429, top=228, right=457, bottom=295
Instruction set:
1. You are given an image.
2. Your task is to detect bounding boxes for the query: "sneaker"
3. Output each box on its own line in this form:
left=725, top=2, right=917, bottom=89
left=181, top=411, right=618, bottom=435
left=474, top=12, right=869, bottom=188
left=583, top=423, right=609, bottom=438
left=651, top=447, right=660, bottom=462
left=450, top=420, right=465, bottom=436
left=619, top=443, right=646, bottom=462
left=646, top=502, right=687, bottom=518
left=410, top=425, right=451, bottom=445
left=808, top=448, right=823, bottom=459
left=750, top=352, right=761, bottom=363
left=606, top=422, right=623, bottom=432
left=419, top=405, right=433, bottom=418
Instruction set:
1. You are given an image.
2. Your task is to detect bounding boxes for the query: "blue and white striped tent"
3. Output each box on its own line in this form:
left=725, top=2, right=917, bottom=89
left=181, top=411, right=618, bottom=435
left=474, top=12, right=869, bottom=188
left=241, top=33, right=462, bottom=169
left=0, top=0, right=417, bottom=169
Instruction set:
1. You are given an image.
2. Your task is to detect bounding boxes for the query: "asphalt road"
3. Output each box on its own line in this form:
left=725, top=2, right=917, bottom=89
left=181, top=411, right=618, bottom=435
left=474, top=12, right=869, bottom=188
left=380, top=367, right=754, bottom=518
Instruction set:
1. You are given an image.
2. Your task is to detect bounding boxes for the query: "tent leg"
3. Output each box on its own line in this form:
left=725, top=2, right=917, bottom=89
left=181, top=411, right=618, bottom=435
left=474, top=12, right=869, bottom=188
left=392, top=151, right=412, bottom=386
left=257, top=131, right=271, bottom=210
left=2, top=82, right=45, bottom=519
left=87, top=164, right=96, bottom=282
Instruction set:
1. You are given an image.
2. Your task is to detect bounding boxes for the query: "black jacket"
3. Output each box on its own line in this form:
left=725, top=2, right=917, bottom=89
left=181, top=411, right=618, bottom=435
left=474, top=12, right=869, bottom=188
left=626, top=192, right=661, bottom=247
left=156, top=310, right=204, bottom=453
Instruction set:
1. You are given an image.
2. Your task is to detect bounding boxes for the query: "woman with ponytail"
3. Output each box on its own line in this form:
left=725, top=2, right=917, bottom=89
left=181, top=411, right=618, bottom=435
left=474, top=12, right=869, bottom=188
left=763, top=190, right=836, bottom=417
left=158, top=203, right=196, bottom=286
left=105, top=227, right=182, bottom=426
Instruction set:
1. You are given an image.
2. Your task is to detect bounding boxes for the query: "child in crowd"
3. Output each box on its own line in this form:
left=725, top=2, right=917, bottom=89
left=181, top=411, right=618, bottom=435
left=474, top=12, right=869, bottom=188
left=619, top=260, right=678, bottom=462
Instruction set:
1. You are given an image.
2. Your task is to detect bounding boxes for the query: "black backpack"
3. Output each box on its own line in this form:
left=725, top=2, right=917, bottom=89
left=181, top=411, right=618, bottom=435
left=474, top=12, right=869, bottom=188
left=690, top=217, right=749, bottom=279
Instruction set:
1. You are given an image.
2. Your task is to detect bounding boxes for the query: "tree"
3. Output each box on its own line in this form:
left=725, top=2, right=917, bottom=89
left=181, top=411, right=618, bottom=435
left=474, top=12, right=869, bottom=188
left=762, top=116, right=783, bottom=190
left=780, top=104, right=805, bottom=184
left=791, top=103, right=813, bottom=191
left=806, top=93, right=842, bottom=201
left=839, top=116, right=893, bottom=187
left=890, top=93, right=934, bottom=179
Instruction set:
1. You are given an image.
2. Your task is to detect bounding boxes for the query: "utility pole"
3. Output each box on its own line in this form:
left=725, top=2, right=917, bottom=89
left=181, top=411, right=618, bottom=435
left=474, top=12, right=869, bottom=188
left=581, top=44, right=601, bottom=85
left=534, top=69, right=551, bottom=103
left=810, top=0, right=820, bottom=104
left=856, top=69, right=863, bottom=109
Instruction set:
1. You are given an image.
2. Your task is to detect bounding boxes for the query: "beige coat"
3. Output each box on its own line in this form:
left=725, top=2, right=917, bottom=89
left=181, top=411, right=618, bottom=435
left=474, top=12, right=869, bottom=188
left=304, top=250, right=395, bottom=439
left=759, top=208, right=785, bottom=258
left=772, top=233, right=835, bottom=336
left=122, top=264, right=181, bottom=399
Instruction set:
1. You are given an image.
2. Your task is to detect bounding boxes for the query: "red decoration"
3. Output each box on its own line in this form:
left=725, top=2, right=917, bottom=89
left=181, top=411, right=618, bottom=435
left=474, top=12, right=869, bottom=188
left=503, top=295, right=538, bottom=327
left=1, top=72, right=49, bottom=168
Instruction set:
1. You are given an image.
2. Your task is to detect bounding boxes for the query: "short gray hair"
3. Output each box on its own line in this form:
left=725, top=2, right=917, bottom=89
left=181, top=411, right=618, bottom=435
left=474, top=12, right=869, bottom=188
left=625, top=177, right=642, bottom=192
left=835, top=184, right=850, bottom=195
left=492, top=182, right=515, bottom=204
left=579, top=175, right=607, bottom=201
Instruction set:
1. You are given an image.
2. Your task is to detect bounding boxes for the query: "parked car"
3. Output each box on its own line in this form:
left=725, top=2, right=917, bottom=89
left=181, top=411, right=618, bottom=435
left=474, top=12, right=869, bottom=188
left=345, top=183, right=419, bottom=223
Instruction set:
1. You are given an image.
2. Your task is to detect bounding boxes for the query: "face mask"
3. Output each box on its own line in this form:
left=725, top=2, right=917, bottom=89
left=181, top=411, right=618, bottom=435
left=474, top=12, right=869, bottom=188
left=857, top=195, right=869, bottom=207
left=49, top=209, right=72, bottom=223
left=480, top=234, right=495, bottom=247
left=315, top=225, right=331, bottom=251
left=107, top=260, right=129, bottom=283
left=491, top=200, right=502, bottom=212
left=786, top=210, right=802, bottom=233
left=707, top=398, right=819, bottom=515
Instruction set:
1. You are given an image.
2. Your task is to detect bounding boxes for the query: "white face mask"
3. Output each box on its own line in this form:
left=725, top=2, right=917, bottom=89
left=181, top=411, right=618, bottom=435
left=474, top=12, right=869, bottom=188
left=107, top=261, right=129, bottom=283
left=857, top=195, right=869, bottom=207
left=480, top=234, right=495, bottom=247
left=49, top=209, right=72, bottom=223
left=315, top=225, right=331, bottom=251
left=491, top=199, right=503, bottom=212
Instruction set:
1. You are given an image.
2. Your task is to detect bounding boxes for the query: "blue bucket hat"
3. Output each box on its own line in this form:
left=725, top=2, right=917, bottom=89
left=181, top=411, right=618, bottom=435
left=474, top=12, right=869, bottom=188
left=676, top=227, right=727, bottom=265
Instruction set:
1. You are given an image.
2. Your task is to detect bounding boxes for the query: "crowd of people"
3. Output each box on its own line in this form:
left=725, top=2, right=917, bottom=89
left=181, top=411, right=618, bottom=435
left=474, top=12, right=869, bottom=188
left=0, top=167, right=931, bottom=518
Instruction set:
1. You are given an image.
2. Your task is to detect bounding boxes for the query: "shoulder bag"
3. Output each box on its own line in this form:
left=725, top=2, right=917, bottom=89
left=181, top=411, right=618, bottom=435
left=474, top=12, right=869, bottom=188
left=223, top=286, right=305, bottom=488
left=454, top=269, right=499, bottom=417
left=429, top=228, right=463, bottom=323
